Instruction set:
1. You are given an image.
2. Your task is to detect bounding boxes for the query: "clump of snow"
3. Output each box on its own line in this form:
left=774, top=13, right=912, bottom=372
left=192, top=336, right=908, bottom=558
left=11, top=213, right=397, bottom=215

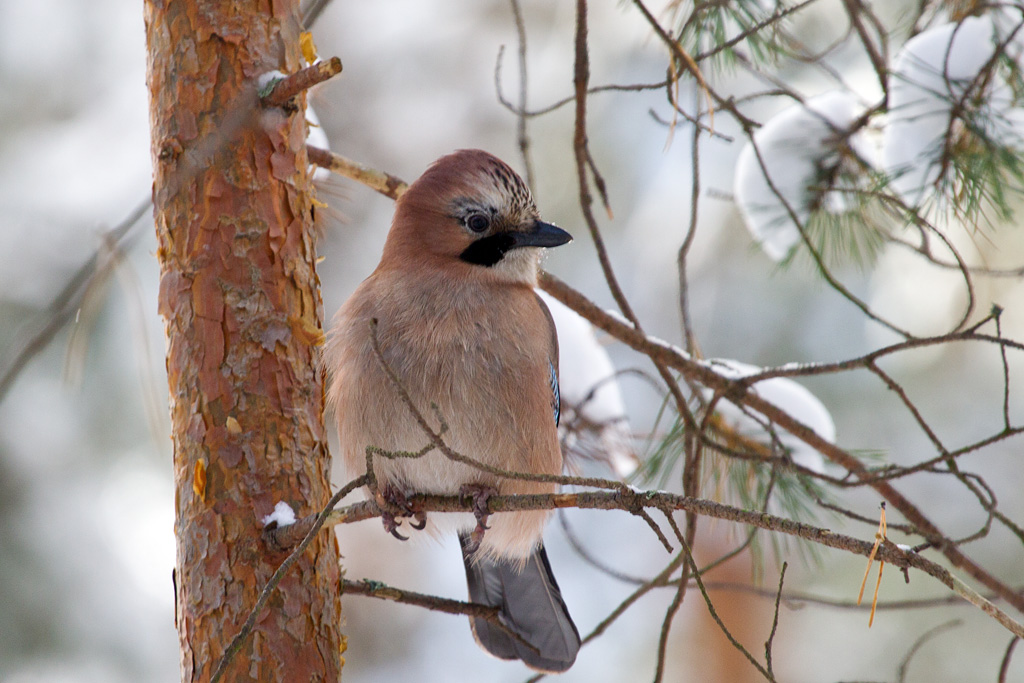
left=882, top=15, right=1024, bottom=206
left=646, top=334, right=693, bottom=361
left=601, top=307, right=637, bottom=330
left=262, top=501, right=297, bottom=528
left=734, top=91, right=871, bottom=261
left=703, top=358, right=835, bottom=473
left=256, top=69, right=288, bottom=92
left=538, top=290, right=637, bottom=477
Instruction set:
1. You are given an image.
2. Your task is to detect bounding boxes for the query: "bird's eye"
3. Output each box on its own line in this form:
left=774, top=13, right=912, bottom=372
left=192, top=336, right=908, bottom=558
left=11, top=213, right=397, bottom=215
left=466, top=213, right=490, bottom=233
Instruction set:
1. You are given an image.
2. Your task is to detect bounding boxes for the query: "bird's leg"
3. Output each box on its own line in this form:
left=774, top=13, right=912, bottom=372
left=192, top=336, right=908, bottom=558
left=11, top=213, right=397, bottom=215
left=374, top=484, right=426, bottom=540
left=459, top=483, right=496, bottom=552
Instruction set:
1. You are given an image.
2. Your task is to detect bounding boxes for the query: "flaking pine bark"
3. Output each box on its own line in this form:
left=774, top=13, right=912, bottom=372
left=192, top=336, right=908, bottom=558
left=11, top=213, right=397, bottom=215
left=144, top=1, right=343, bottom=680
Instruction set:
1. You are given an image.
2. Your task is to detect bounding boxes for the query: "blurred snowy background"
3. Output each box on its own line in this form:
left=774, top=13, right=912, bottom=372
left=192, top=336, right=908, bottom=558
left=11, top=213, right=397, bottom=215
left=1, top=1, right=1023, bottom=682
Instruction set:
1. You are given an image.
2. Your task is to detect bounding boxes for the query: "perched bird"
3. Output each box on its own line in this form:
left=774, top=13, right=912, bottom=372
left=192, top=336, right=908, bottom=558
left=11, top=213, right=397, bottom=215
left=324, top=149, right=580, bottom=672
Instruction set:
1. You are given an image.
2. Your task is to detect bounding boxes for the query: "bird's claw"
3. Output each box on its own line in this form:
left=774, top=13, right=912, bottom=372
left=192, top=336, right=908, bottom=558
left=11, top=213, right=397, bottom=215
left=410, top=511, right=428, bottom=531
left=460, top=484, right=496, bottom=551
left=382, top=511, right=409, bottom=540
left=375, top=485, right=425, bottom=541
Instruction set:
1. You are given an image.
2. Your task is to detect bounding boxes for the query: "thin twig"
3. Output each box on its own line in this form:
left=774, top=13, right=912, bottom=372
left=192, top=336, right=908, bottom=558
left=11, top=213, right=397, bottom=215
left=260, top=57, right=343, bottom=107
left=366, top=319, right=629, bottom=492
left=308, top=146, right=408, bottom=200
left=585, top=552, right=687, bottom=644
left=683, top=581, right=1024, bottom=612
left=676, top=528, right=777, bottom=680
left=572, top=0, right=637, bottom=326
left=677, top=89, right=702, bottom=355
left=342, top=578, right=498, bottom=620
left=765, top=562, right=788, bottom=678
left=507, top=0, right=535, bottom=191
left=341, top=577, right=538, bottom=652
left=998, top=636, right=1020, bottom=683
left=995, top=308, right=1012, bottom=431
left=557, top=509, right=648, bottom=585
left=653, top=564, right=689, bottom=683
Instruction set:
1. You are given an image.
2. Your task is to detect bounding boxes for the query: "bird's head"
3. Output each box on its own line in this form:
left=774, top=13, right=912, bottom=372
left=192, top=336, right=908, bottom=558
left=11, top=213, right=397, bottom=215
left=380, top=150, right=572, bottom=285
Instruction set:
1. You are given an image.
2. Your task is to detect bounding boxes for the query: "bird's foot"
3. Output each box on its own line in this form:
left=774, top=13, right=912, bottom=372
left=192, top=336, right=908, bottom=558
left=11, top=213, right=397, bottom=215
left=459, top=483, right=496, bottom=552
left=374, top=485, right=426, bottom=541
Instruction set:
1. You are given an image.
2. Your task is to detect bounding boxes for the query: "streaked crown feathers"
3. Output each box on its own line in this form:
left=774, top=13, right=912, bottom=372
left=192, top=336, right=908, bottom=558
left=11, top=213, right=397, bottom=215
left=400, top=149, right=538, bottom=226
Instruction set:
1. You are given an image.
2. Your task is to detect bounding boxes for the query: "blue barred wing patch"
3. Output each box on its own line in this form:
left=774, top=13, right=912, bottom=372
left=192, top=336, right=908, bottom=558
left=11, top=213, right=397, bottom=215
left=549, top=361, right=560, bottom=427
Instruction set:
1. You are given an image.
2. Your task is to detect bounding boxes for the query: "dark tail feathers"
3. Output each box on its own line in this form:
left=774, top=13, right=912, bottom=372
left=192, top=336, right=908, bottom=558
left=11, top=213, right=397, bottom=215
left=460, top=533, right=580, bottom=672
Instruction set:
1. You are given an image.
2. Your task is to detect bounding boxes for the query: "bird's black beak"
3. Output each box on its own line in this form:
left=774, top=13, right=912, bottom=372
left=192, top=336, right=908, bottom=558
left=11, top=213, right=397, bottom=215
left=511, top=221, right=573, bottom=248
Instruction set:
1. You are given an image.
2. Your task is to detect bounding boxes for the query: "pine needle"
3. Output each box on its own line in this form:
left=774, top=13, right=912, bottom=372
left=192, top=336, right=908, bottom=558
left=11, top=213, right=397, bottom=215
left=857, top=502, right=887, bottom=627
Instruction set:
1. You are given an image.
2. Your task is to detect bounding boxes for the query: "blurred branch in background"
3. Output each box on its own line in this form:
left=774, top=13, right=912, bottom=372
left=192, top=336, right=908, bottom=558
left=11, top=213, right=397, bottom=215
left=0, top=199, right=151, bottom=403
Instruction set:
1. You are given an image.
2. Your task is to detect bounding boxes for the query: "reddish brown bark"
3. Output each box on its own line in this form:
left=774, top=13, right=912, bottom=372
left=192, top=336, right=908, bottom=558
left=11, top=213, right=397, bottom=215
left=144, top=1, right=342, bottom=680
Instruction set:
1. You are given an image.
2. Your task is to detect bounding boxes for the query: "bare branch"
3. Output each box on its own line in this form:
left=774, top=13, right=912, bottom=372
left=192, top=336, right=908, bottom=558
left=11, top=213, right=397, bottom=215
left=308, top=146, right=408, bottom=200
left=765, top=562, right=788, bottom=678
left=269, top=482, right=1024, bottom=638
left=507, top=0, right=535, bottom=191
left=342, top=578, right=498, bottom=620
left=260, top=57, right=343, bottom=107
left=537, top=271, right=1024, bottom=615
left=998, top=636, right=1020, bottom=683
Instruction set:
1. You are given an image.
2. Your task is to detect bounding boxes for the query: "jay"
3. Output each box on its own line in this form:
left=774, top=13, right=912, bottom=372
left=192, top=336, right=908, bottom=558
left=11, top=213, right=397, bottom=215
left=324, top=149, right=580, bottom=672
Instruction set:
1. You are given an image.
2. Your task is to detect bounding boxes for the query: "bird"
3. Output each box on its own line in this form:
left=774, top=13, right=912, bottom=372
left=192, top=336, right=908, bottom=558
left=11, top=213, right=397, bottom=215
left=323, top=149, right=580, bottom=672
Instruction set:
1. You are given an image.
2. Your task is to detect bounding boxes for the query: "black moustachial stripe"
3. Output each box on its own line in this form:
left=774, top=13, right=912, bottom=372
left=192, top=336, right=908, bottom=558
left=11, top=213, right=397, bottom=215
left=459, top=233, right=517, bottom=266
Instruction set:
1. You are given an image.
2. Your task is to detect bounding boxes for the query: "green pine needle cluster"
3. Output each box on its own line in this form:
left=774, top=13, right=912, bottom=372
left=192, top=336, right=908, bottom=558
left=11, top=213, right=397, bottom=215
left=670, top=0, right=787, bottom=69
left=793, top=168, right=892, bottom=271
left=635, top=402, right=834, bottom=575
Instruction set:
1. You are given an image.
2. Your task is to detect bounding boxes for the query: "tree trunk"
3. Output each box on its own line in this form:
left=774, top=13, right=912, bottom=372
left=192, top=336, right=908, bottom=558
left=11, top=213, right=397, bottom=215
left=144, top=1, right=342, bottom=680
